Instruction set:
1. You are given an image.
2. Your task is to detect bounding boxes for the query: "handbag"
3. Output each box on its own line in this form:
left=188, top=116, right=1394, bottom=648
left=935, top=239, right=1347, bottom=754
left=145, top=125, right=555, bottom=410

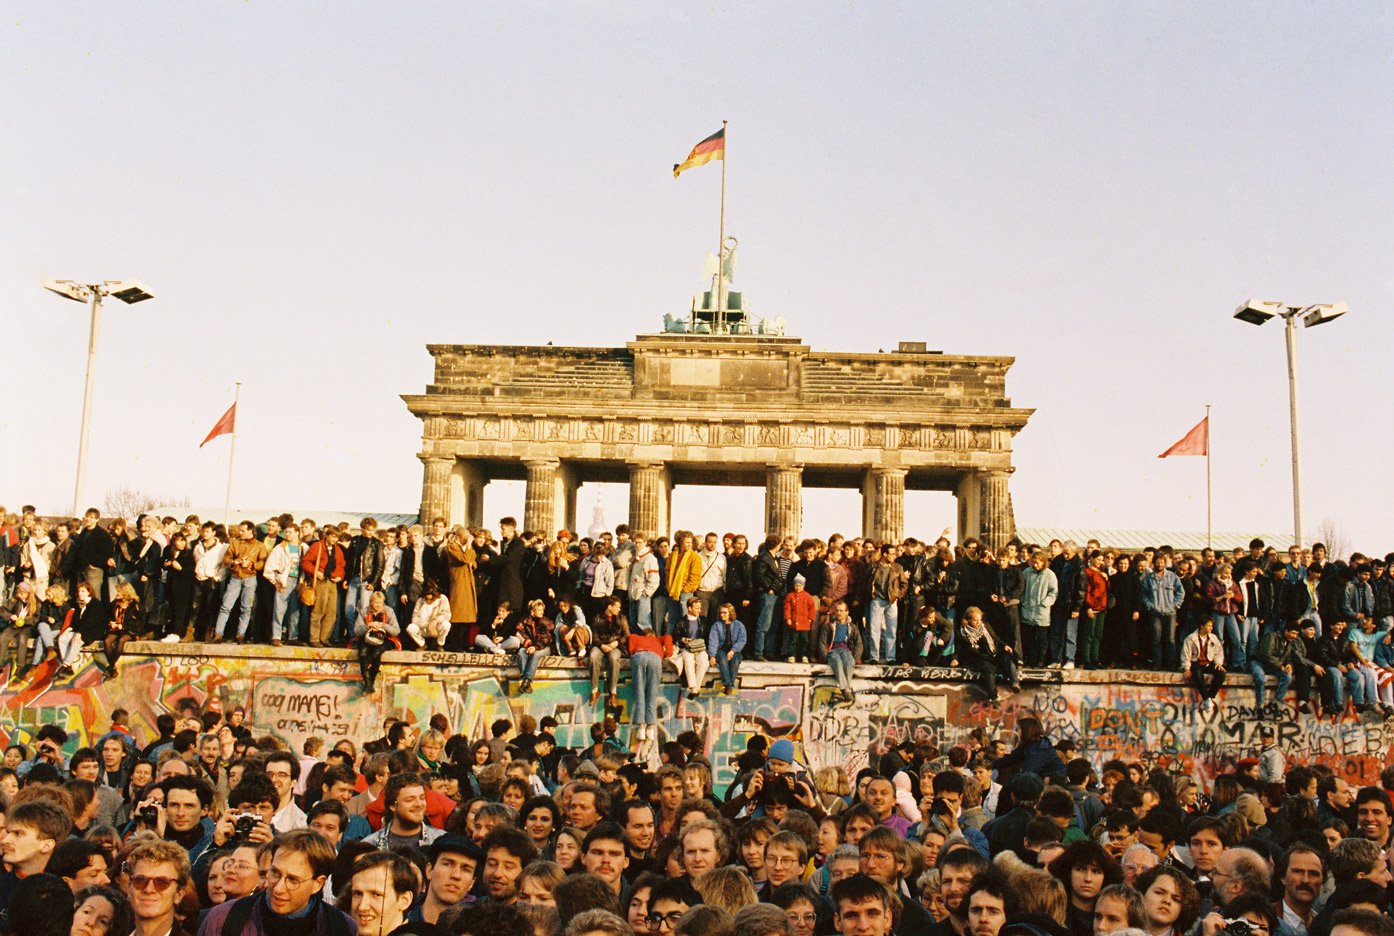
left=299, top=543, right=324, bottom=607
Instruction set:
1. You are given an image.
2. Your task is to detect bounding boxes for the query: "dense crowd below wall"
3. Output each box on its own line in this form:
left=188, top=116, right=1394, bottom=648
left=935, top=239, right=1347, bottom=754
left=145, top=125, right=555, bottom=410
left=4, top=505, right=1394, bottom=723
left=0, top=670, right=1391, bottom=936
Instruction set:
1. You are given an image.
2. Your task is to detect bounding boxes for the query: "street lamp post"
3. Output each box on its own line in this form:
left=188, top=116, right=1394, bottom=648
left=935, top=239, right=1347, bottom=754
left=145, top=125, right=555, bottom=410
left=42, top=279, right=155, bottom=516
left=1233, top=298, right=1348, bottom=548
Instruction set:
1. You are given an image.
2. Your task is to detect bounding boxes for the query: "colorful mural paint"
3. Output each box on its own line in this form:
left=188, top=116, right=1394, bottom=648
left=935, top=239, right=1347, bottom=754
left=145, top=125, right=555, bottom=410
left=4, top=644, right=1392, bottom=786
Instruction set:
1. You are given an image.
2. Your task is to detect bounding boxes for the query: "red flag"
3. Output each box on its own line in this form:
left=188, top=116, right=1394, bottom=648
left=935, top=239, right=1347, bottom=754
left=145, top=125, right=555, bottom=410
left=200, top=402, right=236, bottom=448
left=1158, top=416, right=1208, bottom=457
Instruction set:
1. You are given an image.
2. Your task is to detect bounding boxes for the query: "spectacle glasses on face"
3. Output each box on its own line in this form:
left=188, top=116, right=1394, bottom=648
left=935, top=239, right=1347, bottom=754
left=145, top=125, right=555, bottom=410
left=647, top=911, right=686, bottom=929
left=129, top=874, right=178, bottom=893
left=265, top=868, right=315, bottom=891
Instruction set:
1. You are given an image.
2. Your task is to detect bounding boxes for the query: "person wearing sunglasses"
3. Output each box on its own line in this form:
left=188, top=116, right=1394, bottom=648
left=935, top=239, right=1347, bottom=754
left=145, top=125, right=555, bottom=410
left=121, top=838, right=192, bottom=936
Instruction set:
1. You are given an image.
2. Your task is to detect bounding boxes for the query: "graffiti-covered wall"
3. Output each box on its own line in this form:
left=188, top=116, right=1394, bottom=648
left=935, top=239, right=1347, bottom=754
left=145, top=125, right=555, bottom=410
left=4, top=645, right=1391, bottom=787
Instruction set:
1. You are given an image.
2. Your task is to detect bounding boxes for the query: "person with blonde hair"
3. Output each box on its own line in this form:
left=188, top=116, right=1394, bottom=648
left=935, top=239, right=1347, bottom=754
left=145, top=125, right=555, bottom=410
left=0, top=579, right=38, bottom=678
left=101, top=582, right=144, bottom=675
left=695, top=866, right=758, bottom=916
left=32, top=582, right=81, bottom=675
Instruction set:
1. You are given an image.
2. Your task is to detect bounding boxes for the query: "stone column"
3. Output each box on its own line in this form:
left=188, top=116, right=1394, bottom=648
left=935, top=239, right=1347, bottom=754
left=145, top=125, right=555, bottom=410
left=419, top=456, right=453, bottom=524
left=979, top=470, right=1014, bottom=551
left=453, top=460, right=487, bottom=530
left=523, top=458, right=560, bottom=535
left=765, top=465, right=803, bottom=541
left=862, top=467, right=907, bottom=544
left=556, top=462, right=578, bottom=535
left=628, top=462, right=671, bottom=537
left=955, top=471, right=981, bottom=544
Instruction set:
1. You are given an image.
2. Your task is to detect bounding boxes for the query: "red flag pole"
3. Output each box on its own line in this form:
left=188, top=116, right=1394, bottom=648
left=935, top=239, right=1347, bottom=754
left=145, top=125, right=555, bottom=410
left=223, top=383, right=240, bottom=526
left=1205, top=404, right=1212, bottom=548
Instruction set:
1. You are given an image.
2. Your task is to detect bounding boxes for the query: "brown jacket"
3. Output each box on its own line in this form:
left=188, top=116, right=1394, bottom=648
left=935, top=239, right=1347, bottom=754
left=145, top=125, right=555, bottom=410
left=222, top=539, right=268, bottom=579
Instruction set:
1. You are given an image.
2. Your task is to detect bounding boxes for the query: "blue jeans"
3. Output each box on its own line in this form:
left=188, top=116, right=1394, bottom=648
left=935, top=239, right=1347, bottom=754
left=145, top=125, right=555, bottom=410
left=630, top=596, right=653, bottom=634
left=343, top=578, right=367, bottom=630
left=1048, top=609, right=1078, bottom=665
left=215, top=576, right=258, bottom=639
left=517, top=647, right=544, bottom=681
left=755, top=592, right=779, bottom=658
left=1249, top=663, right=1290, bottom=710
left=272, top=585, right=303, bottom=642
left=1215, top=613, right=1242, bottom=667
left=827, top=648, right=854, bottom=692
left=631, top=650, right=661, bottom=723
left=867, top=598, right=898, bottom=663
left=1324, top=667, right=1347, bottom=709
left=716, top=650, right=742, bottom=688
left=1149, top=611, right=1177, bottom=669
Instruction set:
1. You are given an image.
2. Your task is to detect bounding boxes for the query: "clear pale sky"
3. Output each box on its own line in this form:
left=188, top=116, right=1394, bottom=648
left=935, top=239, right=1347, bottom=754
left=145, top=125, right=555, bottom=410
left=4, top=4, right=1391, bottom=549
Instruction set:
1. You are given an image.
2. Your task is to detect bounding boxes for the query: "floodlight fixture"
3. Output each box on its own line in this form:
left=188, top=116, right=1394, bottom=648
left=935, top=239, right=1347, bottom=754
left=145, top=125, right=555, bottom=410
left=1233, top=298, right=1283, bottom=326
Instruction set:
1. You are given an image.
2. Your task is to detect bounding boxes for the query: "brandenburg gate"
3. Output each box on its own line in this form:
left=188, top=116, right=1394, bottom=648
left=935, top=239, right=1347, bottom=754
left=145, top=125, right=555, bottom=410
left=403, top=334, right=1032, bottom=547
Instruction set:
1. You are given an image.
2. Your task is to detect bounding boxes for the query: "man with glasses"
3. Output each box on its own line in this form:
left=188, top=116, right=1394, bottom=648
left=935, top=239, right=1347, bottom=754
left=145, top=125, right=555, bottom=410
left=264, top=752, right=305, bottom=833
left=197, top=829, right=351, bottom=935
left=125, top=839, right=193, bottom=936
left=647, top=878, right=702, bottom=936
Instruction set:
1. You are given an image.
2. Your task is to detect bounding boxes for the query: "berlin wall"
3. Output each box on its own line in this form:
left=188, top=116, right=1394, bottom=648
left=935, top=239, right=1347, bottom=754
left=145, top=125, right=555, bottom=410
left=10, top=644, right=1392, bottom=788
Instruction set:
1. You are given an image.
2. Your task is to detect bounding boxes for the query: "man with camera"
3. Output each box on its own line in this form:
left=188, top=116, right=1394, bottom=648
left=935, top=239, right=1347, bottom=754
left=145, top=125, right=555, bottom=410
left=208, top=774, right=278, bottom=853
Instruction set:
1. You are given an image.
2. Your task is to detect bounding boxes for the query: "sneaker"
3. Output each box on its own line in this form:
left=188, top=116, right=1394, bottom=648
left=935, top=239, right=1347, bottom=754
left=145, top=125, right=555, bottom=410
left=786, top=657, right=796, bottom=663
left=1063, top=662, right=1076, bottom=670
left=1047, top=662, right=1061, bottom=669
left=160, top=634, right=181, bottom=644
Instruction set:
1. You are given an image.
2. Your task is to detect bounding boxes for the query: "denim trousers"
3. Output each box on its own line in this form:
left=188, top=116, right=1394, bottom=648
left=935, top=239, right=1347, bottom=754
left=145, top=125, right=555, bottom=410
left=1048, top=608, right=1078, bottom=664
left=589, top=646, right=622, bottom=694
left=1249, top=663, right=1291, bottom=710
left=215, top=576, right=258, bottom=639
left=1149, top=611, right=1177, bottom=669
left=868, top=598, right=898, bottom=663
left=754, top=592, right=779, bottom=657
left=631, top=650, right=661, bottom=723
left=827, top=648, right=854, bottom=692
left=717, top=650, right=743, bottom=688
left=272, top=585, right=303, bottom=642
left=517, top=647, right=544, bottom=681
left=630, top=596, right=653, bottom=634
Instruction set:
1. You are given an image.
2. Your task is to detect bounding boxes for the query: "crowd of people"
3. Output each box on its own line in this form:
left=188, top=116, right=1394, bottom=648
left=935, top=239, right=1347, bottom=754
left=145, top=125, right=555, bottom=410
left=0, top=698, right=1387, bottom=936
left=3, top=505, right=1394, bottom=720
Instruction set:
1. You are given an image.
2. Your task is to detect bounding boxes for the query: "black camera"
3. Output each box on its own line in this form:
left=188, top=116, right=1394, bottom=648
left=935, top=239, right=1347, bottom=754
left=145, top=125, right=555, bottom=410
left=232, top=812, right=260, bottom=837
left=931, top=796, right=953, bottom=816
left=1221, top=920, right=1256, bottom=936
left=137, top=805, right=159, bottom=823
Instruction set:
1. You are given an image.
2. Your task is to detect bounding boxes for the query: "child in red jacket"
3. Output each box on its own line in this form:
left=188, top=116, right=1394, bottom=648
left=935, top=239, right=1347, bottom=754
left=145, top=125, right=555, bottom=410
left=783, top=575, right=819, bottom=663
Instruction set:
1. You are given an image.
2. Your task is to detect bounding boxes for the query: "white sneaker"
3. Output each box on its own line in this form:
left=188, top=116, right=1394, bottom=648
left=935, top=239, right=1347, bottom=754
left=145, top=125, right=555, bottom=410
left=160, top=634, right=181, bottom=644
left=1063, top=662, right=1076, bottom=670
left=1047, top=662, right=1062, bottom=669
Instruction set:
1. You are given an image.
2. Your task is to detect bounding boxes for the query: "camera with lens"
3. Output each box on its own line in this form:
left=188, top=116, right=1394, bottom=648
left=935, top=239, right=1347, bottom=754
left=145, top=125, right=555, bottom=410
left=931, top=796, right=953, bottom=816
left=1221, top=920, right=1256, bottom=936
left=232, top=812, right=260, bottom=837
left=137, top=805, right=159, bottom=823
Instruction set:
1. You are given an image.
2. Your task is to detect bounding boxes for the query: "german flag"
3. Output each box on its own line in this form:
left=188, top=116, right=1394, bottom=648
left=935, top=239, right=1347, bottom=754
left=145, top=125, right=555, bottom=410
left=673, top=127, right=725, bottom=178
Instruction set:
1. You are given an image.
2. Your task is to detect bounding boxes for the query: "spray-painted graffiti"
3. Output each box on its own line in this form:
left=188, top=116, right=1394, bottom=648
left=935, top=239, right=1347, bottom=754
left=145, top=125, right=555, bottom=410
left=2, top=644, right=1391, bottom=786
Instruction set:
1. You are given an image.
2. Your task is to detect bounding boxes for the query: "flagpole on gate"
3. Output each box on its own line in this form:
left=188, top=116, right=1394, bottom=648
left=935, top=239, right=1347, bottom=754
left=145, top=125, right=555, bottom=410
left=716, top=119, right=728, bottom=332
left=223, top=382, right=240, bottom=526
left=1205, top=403, right=1212, bottom=548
